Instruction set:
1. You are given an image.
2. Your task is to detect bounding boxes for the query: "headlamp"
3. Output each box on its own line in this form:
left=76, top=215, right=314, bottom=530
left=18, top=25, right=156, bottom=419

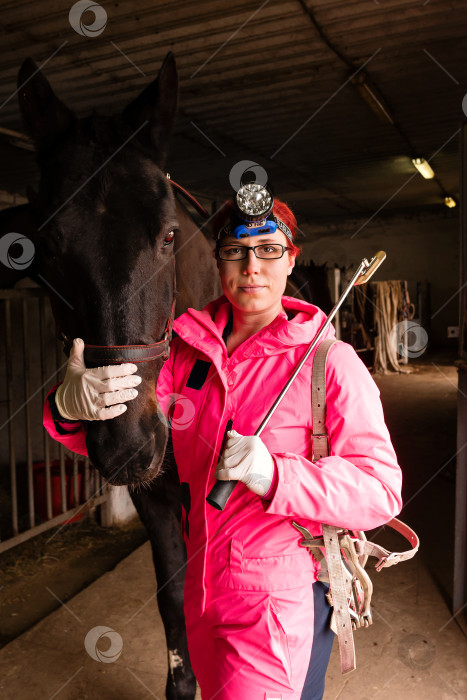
left=235, top=183, right=273, bottom=221
left=218, top=183, right=293, bottom=244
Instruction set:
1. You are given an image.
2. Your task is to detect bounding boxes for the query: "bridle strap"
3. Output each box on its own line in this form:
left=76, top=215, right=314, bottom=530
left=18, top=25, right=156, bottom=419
left=84, top=341, right=169, bottom=365
left=60, top=297, right=176, bottom=366
left=168, top=175, right=210, bottom=219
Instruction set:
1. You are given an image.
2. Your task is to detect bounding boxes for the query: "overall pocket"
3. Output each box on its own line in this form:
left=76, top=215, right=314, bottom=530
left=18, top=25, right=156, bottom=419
left=225, top=538, right=317, bottom=591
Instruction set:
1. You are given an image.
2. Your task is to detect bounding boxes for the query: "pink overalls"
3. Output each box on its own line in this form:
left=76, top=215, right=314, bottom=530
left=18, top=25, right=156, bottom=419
left=44, top=296, right=403, bottom=699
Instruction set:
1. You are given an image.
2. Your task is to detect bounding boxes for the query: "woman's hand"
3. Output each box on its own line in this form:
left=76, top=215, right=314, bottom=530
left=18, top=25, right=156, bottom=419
left=55, top=338, right=141, bottom=421
left=215, top=430, right=275, bottom=497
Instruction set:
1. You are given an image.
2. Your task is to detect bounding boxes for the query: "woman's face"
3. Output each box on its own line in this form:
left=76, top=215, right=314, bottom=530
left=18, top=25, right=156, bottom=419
left=216, top=231, right=296, bottom=315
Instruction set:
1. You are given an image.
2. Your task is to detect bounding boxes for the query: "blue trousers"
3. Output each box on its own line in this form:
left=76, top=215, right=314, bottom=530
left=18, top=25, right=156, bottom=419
left=300, top=582, right=335, bottom=700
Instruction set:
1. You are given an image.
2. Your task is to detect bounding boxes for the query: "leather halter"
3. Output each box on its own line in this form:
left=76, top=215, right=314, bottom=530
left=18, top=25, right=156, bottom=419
left=60, top=298, right=176, bottom=366
left=58, top=179, right=207, bottom=367
left=167, top=175, right=210, bottom=218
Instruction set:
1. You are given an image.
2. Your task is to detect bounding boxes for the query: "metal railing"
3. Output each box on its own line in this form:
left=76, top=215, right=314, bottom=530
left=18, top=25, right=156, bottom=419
left=0, top=286, right=109, bottom=553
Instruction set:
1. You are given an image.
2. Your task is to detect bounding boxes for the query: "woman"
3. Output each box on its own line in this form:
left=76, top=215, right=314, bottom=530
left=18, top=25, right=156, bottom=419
left=43, top=191, right=402, bottom=699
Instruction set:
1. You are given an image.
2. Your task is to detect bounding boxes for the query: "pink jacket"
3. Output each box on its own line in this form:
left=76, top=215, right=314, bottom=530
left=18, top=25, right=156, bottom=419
left=43, top=295, right=402, bottom=624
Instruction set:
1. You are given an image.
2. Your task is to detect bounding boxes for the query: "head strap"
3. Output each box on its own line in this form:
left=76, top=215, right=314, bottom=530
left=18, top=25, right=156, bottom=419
left=59, top=298, right=176, bottom=366
left=217, top=214, right=293, bottom=245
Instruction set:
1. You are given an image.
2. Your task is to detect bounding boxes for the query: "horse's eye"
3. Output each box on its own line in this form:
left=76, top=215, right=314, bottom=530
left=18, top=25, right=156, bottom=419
left=163, top=230, right=175, bottom=246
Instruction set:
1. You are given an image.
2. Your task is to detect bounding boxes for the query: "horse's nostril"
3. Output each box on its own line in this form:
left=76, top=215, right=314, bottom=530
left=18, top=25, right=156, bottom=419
left=86, top=419, right=168, bottom=486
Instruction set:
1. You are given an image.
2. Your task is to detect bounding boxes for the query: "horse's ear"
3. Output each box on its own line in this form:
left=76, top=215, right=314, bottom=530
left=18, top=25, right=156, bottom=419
left=17, top=58, right=75, bottom=150
left=123, top=52, right=178, bottom=167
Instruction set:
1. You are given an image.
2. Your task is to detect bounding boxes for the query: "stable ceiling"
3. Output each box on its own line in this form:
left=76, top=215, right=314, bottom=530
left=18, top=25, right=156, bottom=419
left=0, top=0, right=466, bottom=230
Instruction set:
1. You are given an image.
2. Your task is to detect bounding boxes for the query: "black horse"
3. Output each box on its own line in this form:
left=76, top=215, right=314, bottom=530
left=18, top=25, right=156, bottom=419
left=5, top=52, right=224, bottom=700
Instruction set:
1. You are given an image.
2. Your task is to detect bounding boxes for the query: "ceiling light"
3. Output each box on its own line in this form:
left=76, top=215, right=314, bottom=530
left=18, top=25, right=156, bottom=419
left=412, top=158, right=435, bottom=179
left=444, top=196, right=456, bottom=208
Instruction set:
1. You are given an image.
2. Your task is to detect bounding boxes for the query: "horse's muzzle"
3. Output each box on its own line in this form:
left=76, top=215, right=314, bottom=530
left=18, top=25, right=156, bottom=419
left=85, top=405, right=168, bottom=485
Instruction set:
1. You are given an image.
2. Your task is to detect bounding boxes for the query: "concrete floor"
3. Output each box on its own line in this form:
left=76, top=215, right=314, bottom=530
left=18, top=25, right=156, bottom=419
left=0, top=540, right=465, bottom=700
left=1, top=356, right=466, bottom=699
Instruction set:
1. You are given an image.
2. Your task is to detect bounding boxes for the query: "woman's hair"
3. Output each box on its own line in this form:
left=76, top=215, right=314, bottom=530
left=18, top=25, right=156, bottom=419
left=212, top=197, right=301, bottom=258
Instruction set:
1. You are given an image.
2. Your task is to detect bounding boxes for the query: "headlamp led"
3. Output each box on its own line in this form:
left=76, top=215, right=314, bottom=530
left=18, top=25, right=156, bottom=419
left=235, top=183, right=273, bottom=221
left=218, top=183, right=293, bottom=244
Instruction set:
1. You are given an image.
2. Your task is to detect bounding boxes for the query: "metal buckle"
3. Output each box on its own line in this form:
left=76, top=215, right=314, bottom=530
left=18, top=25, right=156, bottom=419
left=292, top=523, right=373, bottom=630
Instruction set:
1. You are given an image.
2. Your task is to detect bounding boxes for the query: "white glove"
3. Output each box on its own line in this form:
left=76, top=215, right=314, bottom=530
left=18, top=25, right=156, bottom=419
left=215, top=430, right=275, bottom=497
left=55, top=338, right=141, bottom=421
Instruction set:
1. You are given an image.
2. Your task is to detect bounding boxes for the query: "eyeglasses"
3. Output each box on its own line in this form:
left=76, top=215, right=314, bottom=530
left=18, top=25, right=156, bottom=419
left=217, top=243, right=292, bottom=261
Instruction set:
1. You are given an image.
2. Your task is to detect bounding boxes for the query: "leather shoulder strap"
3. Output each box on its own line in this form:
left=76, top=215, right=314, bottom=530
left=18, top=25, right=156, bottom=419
left=309, top=337, right=418, bottom=675
left=312, top=338, right=338, bottom=461
left=312, top=339, right=357, bottom=672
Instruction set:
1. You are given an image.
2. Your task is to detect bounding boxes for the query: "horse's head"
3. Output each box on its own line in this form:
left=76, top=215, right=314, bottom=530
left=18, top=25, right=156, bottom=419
left=18, top=53, right=179, bottom=485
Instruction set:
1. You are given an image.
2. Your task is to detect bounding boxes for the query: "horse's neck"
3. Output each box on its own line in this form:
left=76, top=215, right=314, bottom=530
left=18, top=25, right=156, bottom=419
left=174, top=202, right=222, bottom=315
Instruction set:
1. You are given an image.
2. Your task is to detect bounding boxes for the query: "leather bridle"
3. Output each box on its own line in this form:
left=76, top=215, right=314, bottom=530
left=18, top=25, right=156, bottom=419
left=59, top=297, right=176, bottom=366
left=84, top=303, right=175, bottom=365
left=168, top=175, right=209, bottom=218
left=57, top=178, right=207, bottom=367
